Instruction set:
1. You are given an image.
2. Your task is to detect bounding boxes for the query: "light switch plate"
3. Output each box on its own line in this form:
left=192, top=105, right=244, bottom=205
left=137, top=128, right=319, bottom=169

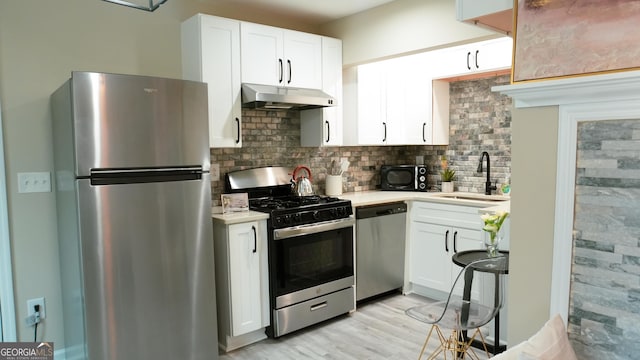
left=18, top=172, right=51, bottom=193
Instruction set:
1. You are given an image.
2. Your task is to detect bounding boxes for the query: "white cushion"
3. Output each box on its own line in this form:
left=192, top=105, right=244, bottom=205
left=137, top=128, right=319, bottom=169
left=490, top=314, right=578, bottom=360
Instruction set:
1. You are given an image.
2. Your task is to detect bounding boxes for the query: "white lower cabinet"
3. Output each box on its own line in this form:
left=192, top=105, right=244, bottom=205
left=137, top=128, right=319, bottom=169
left=213, top=219, right=269, bottom=352
left=408, top=201, right=484, bottom=300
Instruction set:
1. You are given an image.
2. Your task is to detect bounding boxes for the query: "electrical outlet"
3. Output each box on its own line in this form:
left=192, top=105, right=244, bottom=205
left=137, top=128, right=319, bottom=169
left=27, top=297, right=46, bottom=319
left=211, top=163, right=220, bottom=182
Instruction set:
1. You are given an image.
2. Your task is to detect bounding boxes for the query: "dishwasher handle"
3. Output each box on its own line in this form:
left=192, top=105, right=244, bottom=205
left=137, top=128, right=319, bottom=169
left=355, top=202, right=407, bottom=219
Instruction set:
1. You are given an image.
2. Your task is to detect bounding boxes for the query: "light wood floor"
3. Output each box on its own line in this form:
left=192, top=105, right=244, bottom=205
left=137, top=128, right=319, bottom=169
left=219, top=293, right=492, bottom=360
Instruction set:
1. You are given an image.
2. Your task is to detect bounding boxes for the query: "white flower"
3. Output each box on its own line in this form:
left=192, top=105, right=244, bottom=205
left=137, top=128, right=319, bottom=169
left=480, top=211, right=509, bottom=234
left=483, top=224, right=498, bottom=233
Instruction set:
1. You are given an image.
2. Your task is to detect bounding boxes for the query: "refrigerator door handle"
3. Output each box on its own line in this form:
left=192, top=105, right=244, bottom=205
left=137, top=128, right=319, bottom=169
left=90, top=167, right=204, bottom=185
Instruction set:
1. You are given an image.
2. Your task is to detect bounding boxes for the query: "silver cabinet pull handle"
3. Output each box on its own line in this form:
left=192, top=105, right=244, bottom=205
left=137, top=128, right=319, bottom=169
left=310, top=302, right=328, bottom=311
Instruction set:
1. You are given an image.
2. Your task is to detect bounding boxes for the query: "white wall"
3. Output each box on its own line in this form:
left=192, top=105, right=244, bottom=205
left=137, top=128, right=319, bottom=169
left=321, top=0, right=499, bottom=66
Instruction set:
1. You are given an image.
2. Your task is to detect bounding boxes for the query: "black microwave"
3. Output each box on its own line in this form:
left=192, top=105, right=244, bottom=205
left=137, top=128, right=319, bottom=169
left=380, top=165, right=428, bottom=191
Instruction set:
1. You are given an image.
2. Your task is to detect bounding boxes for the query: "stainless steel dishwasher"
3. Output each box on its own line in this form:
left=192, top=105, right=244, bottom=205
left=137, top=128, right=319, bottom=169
left=355, top=202, right=407, bottom=302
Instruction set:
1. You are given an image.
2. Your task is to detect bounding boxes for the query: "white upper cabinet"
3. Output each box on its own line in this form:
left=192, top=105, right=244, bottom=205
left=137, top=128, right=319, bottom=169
left=181, top=14, right=242, bottom=148
left=456, top=0, right=513, bottom=35
left=346, top=54, right=434, bottom=146
left=354, top=61, right=386, bottom=145
left=399, top=53, right=435, bottom=145
left=300, top=36, right=343, bottom=147
left=241, top=22, right=322, bottom=89
left=433, top=37, right=512, bottom=78
left=476, top=37, right=513, bottom=71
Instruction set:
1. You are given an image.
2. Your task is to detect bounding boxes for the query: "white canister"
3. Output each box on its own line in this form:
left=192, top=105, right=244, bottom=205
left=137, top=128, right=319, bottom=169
left=325, top=175, right=343, bottom=196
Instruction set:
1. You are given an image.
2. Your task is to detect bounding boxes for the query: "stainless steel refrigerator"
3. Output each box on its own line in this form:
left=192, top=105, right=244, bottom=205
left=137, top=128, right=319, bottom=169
left=51, top=72, right=218, bottom=360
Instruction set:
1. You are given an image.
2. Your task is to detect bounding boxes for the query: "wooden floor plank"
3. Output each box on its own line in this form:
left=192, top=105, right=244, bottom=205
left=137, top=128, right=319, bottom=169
left=219, top=293, right=492, bottom=360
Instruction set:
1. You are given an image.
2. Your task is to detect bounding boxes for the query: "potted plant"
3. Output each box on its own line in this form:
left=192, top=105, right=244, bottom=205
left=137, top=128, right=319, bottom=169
left=441, top=156, right=456, bottom=193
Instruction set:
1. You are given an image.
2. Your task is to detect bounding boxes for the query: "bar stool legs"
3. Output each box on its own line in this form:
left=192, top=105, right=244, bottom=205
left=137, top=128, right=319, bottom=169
left=417, top=325, right=491, bottom=360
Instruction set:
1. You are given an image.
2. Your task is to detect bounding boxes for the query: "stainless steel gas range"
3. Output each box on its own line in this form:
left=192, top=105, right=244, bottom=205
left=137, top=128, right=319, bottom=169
left=225, top=166, right=355, bottom=338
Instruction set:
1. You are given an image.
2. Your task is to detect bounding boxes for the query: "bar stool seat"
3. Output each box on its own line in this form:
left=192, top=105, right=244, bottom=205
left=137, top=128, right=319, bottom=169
left=405, top=256, right=507, bottom=359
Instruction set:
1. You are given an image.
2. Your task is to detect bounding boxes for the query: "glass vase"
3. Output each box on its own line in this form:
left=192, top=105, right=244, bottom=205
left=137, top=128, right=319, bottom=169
left=483, top=228, right=503, bottom=258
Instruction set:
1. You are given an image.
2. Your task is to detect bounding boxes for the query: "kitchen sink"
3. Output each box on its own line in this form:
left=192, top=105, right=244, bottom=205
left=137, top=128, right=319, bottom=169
left=432, top=192, right=510, bottom=202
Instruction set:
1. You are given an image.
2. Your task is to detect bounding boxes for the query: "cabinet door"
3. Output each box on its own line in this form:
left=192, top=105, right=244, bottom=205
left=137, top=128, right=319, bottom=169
left=300, top=37, right=342, bottom=147
left=228, top=222, right=262, bottom=336
left=200, top=16, right=242, bottom=148
left=409, top=221, right=452, bottom=293
left=182, top=14, right=242, bottom=148
left=430, top=44, right=470, bottom=78
left=384, top=57, right=407, bottom=145
left=283, top=30, right=322, bottom=89
left=449, top=227, right=484, bottom=300
left=241, top=22, right=283, bottom=86
left=476, top=37, right=512, bottom=71
left=433, top=37, right=512, bottom=78
left=356, top=62, right=386, bottom=145
left=399, top=53, right=433, bottom=145
left=321, top=37, right=343, bottom=146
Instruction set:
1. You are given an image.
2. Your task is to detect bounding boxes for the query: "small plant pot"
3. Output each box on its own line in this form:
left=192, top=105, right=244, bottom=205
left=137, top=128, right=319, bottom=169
left=442, top=181, right=454, bottom=193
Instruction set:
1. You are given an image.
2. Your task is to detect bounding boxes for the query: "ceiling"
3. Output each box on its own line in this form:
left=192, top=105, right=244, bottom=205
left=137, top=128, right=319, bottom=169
left=196, top=0, right=397, bottom=24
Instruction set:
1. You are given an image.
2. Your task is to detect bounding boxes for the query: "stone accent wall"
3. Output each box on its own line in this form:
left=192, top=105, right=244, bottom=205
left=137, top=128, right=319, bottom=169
left=447, top=74, right=512, bottom=192
left=570, top=119, right=640, bottom=359
left=209, top=74, right=512, bottom=205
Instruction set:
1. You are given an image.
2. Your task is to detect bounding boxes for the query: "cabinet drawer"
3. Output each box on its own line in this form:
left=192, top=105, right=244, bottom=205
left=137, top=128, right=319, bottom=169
left=410, top=201, right=483, bottom=229
left=273, top=287, right=354, bottom=336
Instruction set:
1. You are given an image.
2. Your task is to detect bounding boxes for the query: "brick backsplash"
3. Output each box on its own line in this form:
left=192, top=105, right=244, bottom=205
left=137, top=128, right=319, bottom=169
left=447, top=74, right=512, bottom=192
left=209, top=74, right=512, bottom=205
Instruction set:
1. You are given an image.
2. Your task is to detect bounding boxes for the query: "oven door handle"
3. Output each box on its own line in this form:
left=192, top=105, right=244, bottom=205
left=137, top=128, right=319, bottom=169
left=273, top=217, right=355, bottom=240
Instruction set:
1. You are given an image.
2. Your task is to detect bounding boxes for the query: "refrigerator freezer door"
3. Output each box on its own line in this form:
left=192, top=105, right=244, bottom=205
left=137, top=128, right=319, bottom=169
left=76, top=174, right=216, bottom=360
left=69, top=72, right=210, bottom=176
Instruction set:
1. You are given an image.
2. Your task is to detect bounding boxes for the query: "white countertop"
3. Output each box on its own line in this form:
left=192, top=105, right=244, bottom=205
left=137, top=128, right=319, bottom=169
left=211, top=191, right=509, bottom=225
left=339, top=190, right=509, bottom=214
left=211, top=206, right=269, bottom=224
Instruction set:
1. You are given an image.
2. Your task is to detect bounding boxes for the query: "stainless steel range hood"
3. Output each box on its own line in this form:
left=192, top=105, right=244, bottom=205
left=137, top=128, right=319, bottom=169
left=241, top=83, right=336, bottom=110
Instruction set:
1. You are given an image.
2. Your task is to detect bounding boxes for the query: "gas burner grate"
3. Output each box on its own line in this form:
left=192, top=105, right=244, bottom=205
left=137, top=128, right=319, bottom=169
left=249, top=195, right=342, bottom=210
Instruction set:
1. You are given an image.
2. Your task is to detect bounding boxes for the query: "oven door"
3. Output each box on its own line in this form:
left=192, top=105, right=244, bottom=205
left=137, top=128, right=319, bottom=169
left=271, top=217, right=355, bottom=309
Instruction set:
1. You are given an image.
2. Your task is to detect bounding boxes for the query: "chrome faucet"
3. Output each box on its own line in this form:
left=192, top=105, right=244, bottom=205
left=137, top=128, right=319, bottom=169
left=477, top=151, right=497, bottom=195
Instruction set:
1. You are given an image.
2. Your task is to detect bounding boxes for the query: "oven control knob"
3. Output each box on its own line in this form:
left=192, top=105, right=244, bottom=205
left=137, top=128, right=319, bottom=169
left=293, top=213, right=302, bottom=223
left=283, top=214, right=293, bottom=225
left=329, top=208, right=337, bottom=218
left=312, top=210, right=320, bottom=220
left=337, top=207, right=346, bottom=217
